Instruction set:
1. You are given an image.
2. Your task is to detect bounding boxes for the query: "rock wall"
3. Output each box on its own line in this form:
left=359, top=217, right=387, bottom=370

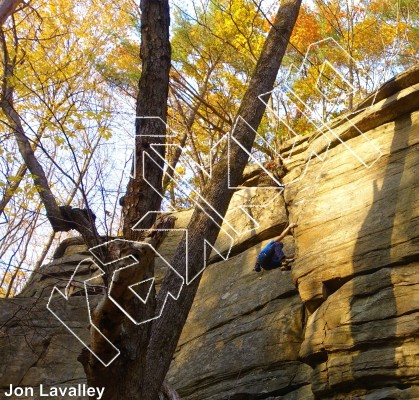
left=167, top=65, right=419, bottom=399
left=0, top=66, right=418, bottom=399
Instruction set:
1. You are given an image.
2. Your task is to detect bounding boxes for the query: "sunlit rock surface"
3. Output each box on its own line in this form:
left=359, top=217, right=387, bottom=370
left=0, top=66, right=418, bottom=399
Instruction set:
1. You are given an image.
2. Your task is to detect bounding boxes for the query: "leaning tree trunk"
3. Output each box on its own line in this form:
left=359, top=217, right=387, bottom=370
left=143, top=0, right=302, bottom=398
left=79, top=0, right=301, bottom=399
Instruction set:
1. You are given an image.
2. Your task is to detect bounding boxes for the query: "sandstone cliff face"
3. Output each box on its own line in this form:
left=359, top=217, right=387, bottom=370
left=166, top=65, right=419, bottom=399
left=0, top=66, right=418, bottom=399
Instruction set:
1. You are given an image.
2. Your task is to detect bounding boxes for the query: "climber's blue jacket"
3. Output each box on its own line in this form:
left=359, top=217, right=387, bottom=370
left=256, top=240, right=285, bottom=270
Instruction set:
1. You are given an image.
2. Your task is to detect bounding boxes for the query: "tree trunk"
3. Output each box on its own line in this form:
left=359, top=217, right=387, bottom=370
left=79, top=216, right=177, bottom=400
left=81, top=0, right=172, bottom=399
left=7, top=0, right=301, bottom=397
left=0, top=0, right=21, bottom=26
left=144, top=1, right=302, bottom=398
left=122, top=0, right=171, bottom=239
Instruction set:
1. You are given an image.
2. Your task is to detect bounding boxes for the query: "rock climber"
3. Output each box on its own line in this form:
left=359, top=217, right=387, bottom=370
left=253, top=222, right=297, bottom=272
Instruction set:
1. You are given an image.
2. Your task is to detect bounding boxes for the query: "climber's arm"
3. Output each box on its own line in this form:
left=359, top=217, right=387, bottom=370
left=274, top=222, right=297, bottom=242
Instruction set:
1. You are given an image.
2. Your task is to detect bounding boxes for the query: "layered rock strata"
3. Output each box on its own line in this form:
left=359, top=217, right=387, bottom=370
left=0, top=66, right=418, bottom=399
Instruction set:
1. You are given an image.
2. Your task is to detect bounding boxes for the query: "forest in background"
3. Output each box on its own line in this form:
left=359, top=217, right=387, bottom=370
left=0, top=0, right=418, bottom=298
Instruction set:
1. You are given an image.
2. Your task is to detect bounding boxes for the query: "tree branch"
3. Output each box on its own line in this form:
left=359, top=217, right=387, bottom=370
left=0, top=25, right=101, bottom=249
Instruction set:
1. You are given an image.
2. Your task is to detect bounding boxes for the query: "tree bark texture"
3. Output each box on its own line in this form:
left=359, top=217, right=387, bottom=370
left=80, top=216, right=177, bottom=400
left=143, top=1, right=302, bottom=398
left=3, top=0, right=301, bottom=398
left=122, top=0, right=171, bottom=240
left=82, top=1, right=172, bottom=399
left=0, top=0, right=21, bottom=26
